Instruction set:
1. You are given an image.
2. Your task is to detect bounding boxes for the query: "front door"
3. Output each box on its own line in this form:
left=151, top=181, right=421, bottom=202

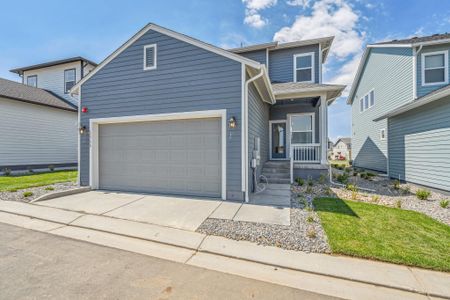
left=271, top=122, right=286, bottom=159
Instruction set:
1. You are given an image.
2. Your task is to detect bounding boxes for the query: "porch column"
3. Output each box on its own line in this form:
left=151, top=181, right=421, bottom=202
left=319, top=95, right=328, bottom=164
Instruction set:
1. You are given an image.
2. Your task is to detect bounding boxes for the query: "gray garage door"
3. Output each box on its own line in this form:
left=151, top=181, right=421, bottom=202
left=98, top=118, right=222, bottom=197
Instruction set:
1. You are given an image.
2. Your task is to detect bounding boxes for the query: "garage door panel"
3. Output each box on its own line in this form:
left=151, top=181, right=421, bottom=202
left=98, top=117, right=221, bottom=197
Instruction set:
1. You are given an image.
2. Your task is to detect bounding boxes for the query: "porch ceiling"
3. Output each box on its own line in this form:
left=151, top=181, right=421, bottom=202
left=272, top=82, right=346, bottom=104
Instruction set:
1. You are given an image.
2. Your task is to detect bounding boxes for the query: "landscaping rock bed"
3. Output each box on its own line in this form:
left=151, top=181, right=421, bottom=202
left=197, top=190, right=331, bottom=253
left=0, top=182, right=77, bottom=203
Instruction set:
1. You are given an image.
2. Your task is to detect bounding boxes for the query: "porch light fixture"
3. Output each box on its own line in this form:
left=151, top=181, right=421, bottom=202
left=79, top=125, right=88, bottom=135
left=228, top=116, right=237, bottom=128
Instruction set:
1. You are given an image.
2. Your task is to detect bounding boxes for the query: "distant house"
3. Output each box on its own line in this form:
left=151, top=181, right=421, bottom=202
left=348, top=33, right=450, bottom=191
left=331, top=137, right=351, bottom=160
left=0, top=57, right=97, bottom=172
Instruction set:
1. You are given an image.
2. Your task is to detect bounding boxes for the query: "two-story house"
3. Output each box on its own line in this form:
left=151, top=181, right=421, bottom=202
left=0, top=57, right=96, bottom=173
left=331, top=137, right=351, bottom=160
left=70, top=23, right=345, bottom=202
left=348, top=33, right=450, bottom=191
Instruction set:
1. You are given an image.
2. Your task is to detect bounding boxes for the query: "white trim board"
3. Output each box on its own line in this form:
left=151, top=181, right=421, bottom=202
left=293, top=52, right=315, bottom=83
left=143, top=44, right=157, bottom=71
left=70, top=23, right=261, bottom=94
left=89, top=109, right=228, bottom=200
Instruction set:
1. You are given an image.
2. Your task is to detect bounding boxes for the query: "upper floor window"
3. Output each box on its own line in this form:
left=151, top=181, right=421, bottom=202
left=64, top=69, right=76, bottom=93
left=144, top=44, right=157, bottom=70
left=422, top=50, right=448, bottom=86
left=294, top=52, right=314, bottom=83
left=26, top=75, right=37, bottom=87
left=359, top=89, right=375, bottom=112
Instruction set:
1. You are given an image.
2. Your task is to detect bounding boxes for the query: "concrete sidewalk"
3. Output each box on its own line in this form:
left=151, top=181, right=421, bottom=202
left=0, top=200, right=449, bottom=300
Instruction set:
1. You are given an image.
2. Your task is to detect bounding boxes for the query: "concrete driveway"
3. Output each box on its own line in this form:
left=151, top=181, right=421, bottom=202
left=37, top=190, right=290, bottom=230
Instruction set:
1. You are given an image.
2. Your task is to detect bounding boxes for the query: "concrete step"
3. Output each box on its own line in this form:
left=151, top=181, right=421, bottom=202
left=264, top=178, right=291, bottom=184
left=265, top=184, right=291, bottom=191
left=257, top=188, right=291, bottom=197
left=264, top=161, right=290, bottom=168
left=261, top=173, right=290, bottom=180
left=261, top=167, right=290, bottom=174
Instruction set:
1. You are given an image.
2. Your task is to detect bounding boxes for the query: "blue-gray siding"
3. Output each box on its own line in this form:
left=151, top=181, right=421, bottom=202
left=269, top=45, right=320, bottom=83
left=248, top=82, right=270, bottom=192
left=351, top=47, right=413, bottom=172
left=388, top=96, right=450, bottom=191
left=239, top=49, right=267, bottom=65
left=80, top=29, right=244, bottom=200
left=416, top=44, right=450, bottom=97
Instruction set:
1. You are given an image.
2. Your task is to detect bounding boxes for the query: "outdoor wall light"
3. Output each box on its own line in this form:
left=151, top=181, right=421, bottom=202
left=229, top=116, right=237, bottom=129
left=79, top=126, right=88, bottom=135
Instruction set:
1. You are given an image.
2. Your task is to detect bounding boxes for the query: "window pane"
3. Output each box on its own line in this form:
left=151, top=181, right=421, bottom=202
left=425, top=54, right=444, bottom=69
left=65, top=69, right=75, bottom=81
left=292, top=132, right=313, bottom=144
left=27, top=76, right=37, bottom=87
left=296, top=69, right=312, bottom=82
left=425, top=69, right=445, bottom=83
left=65, top=81, right=75, bottom=92
left=291, top=115, right=312, bottom=131
left=296, top=55, right=312, bottom=68
left=364, top=95, right=369, bottom=109
left=370, top=90, right=374, bottom=107
left=146, top=47, right=155, bottom=67
left=360, top=98, right=364, bottom=112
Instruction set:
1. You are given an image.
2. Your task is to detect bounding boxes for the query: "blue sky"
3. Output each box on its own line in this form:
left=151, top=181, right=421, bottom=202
left=1, top=0, right=449, bottom=141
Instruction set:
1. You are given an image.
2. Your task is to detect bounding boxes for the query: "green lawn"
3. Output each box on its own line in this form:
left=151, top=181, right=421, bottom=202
left=314, top=197, right=450, bottom=271
left=0, top=171, right=77, bottom=192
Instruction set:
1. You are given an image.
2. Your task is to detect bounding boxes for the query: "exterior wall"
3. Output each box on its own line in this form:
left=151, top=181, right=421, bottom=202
left=416, top=44, right=450, bottom=97
left=331, top=141, right=350, bottom=159
left=388, top=96, right=450, bottom=191
left=248, top=82, right=270, bottom=193
left=0, top=97, right=77, bottom=168
left=79, top=29, right=244, bottom=200
left=239, top=49, right=267, bottom=65
left=351, top=47, right=413, bottom=172
left=23, top=61, right=82, bottom=105
left=268, top=44, right=320, bottom=83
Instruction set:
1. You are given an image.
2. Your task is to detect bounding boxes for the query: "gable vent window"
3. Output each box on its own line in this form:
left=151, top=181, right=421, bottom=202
left=294, top=52, right=314, bottom=83
left=359, top=89, right=375, bottom=112
left=64, top=69, right=76, bottom=93
left=144, top=44, right=157, bottom=70
left=26, top=75, right=37, bottom=87
left=422, top=51, right=448, bottom=86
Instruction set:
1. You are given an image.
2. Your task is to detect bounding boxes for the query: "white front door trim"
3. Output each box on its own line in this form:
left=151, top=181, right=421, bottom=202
left=89, top=109, right=227, bottom=200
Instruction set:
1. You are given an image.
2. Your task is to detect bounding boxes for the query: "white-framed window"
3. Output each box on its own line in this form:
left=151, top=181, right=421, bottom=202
left=290, top=113, right=314, bottom=144
left=421, top=50, right=448, bottom=86
left=64, top=69, right=76, bottom=93
left=144, top=44, right=157, bottom=70
left=26, top=75, right=37, bottom=87
left=359, top=89, right=375, bottom=112
left=294, top=52, right=314, bottom=83
left=380, top=128, right=386, bottom=141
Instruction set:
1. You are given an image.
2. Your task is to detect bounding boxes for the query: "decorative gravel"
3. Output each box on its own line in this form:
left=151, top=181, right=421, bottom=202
left=197, top=189, right=331, bottom=253
left=0, top=182, right=77, bottom=203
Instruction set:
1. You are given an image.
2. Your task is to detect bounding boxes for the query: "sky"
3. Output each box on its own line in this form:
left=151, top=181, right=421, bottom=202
left=1, top=0, right=449, bottom=142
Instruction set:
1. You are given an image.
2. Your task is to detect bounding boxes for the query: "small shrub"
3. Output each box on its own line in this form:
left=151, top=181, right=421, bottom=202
left=395, top=200, right=402, bottom=208
left=48, top=165, right=55, bottom=172
left=366, top=172, right=375, bottom=177
left=346, top=184, right=358, bottom=192
left=344, top=167, right=352, bottom=173
left=439, top=200, right=449, bottom=209
left=23, top=191, right=33, bottom=198
left=305, top=206, right=313, bottom=212
left=401, top=186, right=410, bottom=195
left=371, top=195, right=380, bottom=203
left=27, top=167, right=34, bottom=174
left=318, top=174, right=326, bottom=184
left=331, top=163, right=339, bottom=169
left=2, top=168, right=11, bottom=176
left=306, top=215, right=314, bottom=223
left=337, top=165, right=345, bottom=171
left=9, top=189, right=18, bottom=193
left=336, top=173, right=349, bottom=184
left=324, top=187, right=333, bottom=196
left=295, top=177, right=304, bottom=186
left=352, top=171, right=358, bottom=177
left=416, top=189, right=431, bottom=200
left=351, top=190, right=358, bottom=201
left=393, top=180, right=401, bottom=190
left=306, top=186, right=313, bottom=194
left=307, top=177, right=314, bottom=186
left=306, top=228, right=317, bottom=239
left=44, top=186, right=55, bottom=191
left=349, top=160, right=353, bottom=166
left=360, top=172, right=368, bottom=180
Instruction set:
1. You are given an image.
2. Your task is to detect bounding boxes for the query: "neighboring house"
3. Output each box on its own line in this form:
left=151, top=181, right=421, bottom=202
left=10, top=57, right=97, bottom=106
left=348, top=33, right=450, bottom=191
left=331, top=137, right=351, bottom=160
left=0, top=78, right=78, bottom=171
left=70, top=23, right=344, bottom=202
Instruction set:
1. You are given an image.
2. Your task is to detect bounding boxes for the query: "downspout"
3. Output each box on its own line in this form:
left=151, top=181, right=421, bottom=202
left=412, top=45, right=423, bottom=99
left=243, top=66, right=264, bottom=202
left=319, top=46, right=330, bottom=84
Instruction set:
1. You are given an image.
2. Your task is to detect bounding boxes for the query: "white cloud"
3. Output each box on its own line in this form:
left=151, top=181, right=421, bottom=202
left=286, top=0, right=311, bottom=8
left=330, top=52, right=363, bottom=96
left=242, top=0, right=277, bottom=28
left=273, top=0, right=364, bottom=59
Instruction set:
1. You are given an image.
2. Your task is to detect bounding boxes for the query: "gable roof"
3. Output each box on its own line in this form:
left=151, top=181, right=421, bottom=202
left=347, top=32, right=450, bottom=104
left=374, top=84, right=450, bottom=121
left=70, top=23, right=263, bottom=94
left=229, top=36, right=334, bottom=63
left=0, top=77, right=77, bottom=111
left=335, top=137, right=351, bottom=147
left=272, top=82, right=345, bottom=103
left=10, top=57, right=97, bottom=75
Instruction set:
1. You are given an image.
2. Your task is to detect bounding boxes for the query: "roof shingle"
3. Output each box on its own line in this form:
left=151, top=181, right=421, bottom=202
left=374, top=33, right=450, bottom=45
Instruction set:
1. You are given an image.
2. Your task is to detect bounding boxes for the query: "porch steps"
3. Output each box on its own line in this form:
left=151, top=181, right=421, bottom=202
left=261, top=161, right=291, bottom=185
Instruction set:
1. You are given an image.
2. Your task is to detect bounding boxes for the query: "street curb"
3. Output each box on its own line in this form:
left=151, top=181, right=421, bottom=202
left=31, top=187, right=91, bottom=203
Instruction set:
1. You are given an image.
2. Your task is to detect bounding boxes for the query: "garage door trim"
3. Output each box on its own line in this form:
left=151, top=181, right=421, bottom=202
left=89, top=109, right=227, bottom=200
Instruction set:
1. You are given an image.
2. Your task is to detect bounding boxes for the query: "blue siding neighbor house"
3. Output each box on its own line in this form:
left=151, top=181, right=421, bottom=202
left=348, top=33, right=450, bottom=191
left=71, top=23, right=344, bottom=202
